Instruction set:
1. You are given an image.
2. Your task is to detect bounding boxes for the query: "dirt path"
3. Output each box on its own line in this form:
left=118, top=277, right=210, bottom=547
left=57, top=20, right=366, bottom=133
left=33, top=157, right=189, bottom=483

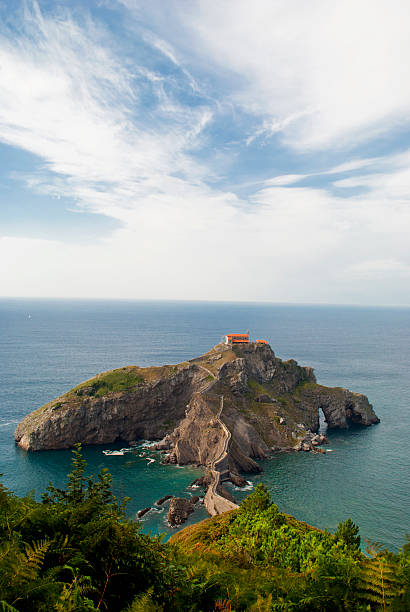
left=204, top=395, right=239, bottom=516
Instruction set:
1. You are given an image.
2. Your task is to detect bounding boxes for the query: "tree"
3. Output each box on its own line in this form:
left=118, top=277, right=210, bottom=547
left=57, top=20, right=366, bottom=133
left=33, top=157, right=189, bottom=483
left=335, top=518, right=361, bottom=550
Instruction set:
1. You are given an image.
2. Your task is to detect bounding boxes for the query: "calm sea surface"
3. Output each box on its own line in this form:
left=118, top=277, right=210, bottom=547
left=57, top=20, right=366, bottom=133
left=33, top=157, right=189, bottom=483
left=0, top=299, right=409, bottom=548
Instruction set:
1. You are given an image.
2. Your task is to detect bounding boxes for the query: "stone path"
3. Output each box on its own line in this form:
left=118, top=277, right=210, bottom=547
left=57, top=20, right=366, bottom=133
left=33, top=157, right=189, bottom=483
left=193, top=362, right=239, bottom=516
left=204, top=395, right=239, bottom=516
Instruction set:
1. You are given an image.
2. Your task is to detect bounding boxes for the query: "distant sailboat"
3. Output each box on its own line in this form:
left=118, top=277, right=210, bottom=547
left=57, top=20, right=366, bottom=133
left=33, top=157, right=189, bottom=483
left=28, top=314, right=31, bottom=319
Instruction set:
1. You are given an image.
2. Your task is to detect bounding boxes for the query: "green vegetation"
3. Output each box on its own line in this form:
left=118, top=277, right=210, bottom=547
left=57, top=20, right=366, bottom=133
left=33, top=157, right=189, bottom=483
left=0, top=451, right=408, bottom=611
left=247, top=379, right=267, bottom=395
left=70, top=367, right=144, bottom=398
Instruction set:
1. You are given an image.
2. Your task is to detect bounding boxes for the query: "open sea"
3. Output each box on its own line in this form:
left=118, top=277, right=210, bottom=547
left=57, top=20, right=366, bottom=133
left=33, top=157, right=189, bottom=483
left=0, top=298, right=409, bottom=548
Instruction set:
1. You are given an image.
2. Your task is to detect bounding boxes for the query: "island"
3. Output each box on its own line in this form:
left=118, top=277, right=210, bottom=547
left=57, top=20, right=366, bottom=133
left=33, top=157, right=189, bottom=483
left=14, top=338, right=379, bottom=516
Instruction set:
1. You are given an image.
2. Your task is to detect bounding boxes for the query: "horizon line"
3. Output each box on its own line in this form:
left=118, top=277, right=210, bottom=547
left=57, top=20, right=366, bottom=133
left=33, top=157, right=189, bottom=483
left=0, top=296, right=409, bottom=309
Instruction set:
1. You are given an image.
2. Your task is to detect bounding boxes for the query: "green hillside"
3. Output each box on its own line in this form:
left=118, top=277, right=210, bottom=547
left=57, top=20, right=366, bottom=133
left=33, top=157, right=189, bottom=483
left=0, top=447, right=408, bottom=611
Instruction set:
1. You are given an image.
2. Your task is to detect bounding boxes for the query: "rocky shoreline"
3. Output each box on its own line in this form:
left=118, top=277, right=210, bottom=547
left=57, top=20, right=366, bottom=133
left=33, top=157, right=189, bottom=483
left=14, top=341, right=380, bottom=522
left=136, top=489, right=204, bottom=528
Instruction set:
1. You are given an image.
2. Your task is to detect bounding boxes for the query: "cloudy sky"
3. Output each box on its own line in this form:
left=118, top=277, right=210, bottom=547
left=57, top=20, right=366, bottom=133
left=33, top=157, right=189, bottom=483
left=1, top=0, right=410, bottom=304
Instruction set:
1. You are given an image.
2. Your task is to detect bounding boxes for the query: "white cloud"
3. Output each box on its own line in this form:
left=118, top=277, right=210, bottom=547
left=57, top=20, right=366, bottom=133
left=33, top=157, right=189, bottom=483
left=324, top=158, right=382, bottom=175
left=263, top=175, right=307, bottom=186
left=347, top=259, right=410, bottom=279
left=0, top=2, right=212, bottom=219
left=0, top=2, right=410, bottom=305
left=175, top=0, right=410, bottom=151
left=2, top=170, right=410, bottom=304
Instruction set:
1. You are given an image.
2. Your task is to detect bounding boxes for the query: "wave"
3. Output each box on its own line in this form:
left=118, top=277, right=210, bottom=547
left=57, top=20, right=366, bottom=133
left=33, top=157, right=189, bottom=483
left=242, top=482, right=254, bottom=491
left=232, top=480, right=254, bottom=491
left=138, top=440, right=157, bottom=449
left=0, top=420, right=19, bottom=429
left=102, top=447, right=142, bottom=456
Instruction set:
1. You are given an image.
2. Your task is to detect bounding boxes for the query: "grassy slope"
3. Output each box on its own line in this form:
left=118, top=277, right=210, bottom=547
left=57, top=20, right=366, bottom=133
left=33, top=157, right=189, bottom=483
left=170, top=507, right=321, bottom=552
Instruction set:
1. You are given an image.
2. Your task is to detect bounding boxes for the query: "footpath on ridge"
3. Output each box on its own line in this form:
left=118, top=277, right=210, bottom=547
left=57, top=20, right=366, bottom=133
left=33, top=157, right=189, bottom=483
left=197, top=365, right=239, bottom=516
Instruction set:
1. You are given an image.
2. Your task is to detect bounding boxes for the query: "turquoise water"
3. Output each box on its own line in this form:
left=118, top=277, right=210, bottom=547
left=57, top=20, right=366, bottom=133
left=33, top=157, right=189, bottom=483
left=0, top=299, right=409, bottom=547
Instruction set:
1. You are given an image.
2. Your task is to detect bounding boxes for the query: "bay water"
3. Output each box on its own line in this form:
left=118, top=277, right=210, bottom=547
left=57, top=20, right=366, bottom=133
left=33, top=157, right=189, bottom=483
left=0, top=299, right=409, bottom=548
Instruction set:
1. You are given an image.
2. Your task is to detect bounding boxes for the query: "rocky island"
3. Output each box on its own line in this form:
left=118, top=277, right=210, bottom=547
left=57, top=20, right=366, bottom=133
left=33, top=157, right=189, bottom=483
left=15, top=340, right=379, bottom=517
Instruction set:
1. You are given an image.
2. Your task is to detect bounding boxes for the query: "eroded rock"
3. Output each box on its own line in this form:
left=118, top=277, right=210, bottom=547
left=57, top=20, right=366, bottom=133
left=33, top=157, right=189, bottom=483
left=229, top=472, right=248, bottom=487
left=156, top=495, right=172, bottom=506
left=137, top=507, right=151, bottom=518
left=168, top=498, right=194, bottom=527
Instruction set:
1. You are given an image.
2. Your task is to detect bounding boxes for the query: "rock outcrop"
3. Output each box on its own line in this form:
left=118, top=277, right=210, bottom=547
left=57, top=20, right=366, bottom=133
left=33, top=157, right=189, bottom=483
left=312, top=387, right=380, bottom=429
left=168, top=497, right=194, bottom=527
left=15, top=343, right=379, bottom=468
left=14, top=364, right=205, bottom=451
left=155, top=495, right=172, bottom=506
left=137, top=507, right=151, bottom=518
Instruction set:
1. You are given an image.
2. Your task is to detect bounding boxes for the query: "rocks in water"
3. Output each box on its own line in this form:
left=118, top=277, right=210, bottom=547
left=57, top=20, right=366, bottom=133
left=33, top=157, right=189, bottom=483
left=308, top=387, right=380, bottom=429
left=190, top=475, right=211, bottom=488
left=229, top=471, right=248, bottom=487
left=189, top=495, right=199, bottom=504
left=165, top=453, right=177, bottom=464
left=168, top=497, right=194, bottom=527
left=137, top=507, right=151, bottom=518
left=295, top=431, right=329, bottom=453
left=216, top=485, right=236, bottom=504
left=154, top=435, right=172, bottom=451
left=271, top=444, right=285, bottom=451
left=156, top=494, right=172, bottom=506
left=311, top=433, right=328, bottom=446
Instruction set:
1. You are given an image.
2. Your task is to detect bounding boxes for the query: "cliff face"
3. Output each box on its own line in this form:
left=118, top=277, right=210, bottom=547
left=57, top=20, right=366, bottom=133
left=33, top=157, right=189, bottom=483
left=15, top=343, right=380, bottom=471
left=14, top=364, right=205, bottom=451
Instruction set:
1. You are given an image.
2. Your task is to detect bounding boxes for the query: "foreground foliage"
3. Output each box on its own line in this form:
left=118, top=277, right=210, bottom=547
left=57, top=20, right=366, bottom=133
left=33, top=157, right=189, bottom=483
left=0, top=448, right=408, bottom=611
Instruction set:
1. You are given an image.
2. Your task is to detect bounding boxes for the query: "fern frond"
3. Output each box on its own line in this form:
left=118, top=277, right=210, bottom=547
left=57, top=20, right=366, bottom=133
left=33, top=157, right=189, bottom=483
left=358, top=546, right=402, bottom=610
left=0, top=602, right=18, bottom=612
left=5, top=538, right=51, bottom=593
left=126, top=588, right=163, bottom=612
left=24, top=539, right=50, bottom=572
left=54, top=575, right=96, bottom=612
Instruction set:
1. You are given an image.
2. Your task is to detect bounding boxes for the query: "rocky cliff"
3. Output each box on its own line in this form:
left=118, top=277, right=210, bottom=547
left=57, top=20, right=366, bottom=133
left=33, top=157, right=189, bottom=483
left=15, top=343, right=380, bottom=479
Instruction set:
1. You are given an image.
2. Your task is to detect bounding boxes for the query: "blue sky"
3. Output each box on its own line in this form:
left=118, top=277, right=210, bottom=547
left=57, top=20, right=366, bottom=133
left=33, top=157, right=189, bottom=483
left=1, top=0, right=410, bottom=304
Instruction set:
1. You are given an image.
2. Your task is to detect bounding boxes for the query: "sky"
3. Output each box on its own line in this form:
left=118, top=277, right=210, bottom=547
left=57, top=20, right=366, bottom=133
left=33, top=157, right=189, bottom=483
left=1, top=0, right=410, bottom=305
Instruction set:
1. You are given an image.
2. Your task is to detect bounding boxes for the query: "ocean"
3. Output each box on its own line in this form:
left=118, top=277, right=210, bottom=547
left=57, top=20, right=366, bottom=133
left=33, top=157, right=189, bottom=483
left=0, top=298, right=409, bottom=548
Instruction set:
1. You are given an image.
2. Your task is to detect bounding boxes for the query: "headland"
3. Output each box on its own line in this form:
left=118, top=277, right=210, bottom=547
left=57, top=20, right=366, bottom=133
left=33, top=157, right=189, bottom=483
left=14, top=337, right=380, bottom=518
